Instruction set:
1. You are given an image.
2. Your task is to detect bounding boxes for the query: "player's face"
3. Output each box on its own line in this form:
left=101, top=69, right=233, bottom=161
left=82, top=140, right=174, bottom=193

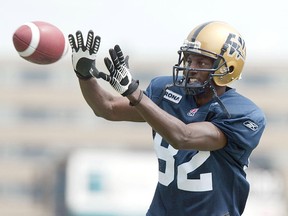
left=183, top=54, right=214, bottom=85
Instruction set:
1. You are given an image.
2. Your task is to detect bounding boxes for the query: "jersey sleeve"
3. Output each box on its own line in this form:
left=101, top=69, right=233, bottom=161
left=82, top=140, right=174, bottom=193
left=209, top=98, right=266, bottom=167
left=145, top=76, right=173, bottom=103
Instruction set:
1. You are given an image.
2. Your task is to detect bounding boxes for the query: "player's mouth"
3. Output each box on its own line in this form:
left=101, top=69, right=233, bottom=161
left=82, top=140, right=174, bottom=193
left=188, top=78, right=201, bottom=85
left=185, top=78, right=203, bottom=88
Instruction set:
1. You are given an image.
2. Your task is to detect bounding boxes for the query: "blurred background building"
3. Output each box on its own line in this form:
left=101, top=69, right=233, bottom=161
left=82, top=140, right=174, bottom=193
left=1, top=0, right=288, bottom=215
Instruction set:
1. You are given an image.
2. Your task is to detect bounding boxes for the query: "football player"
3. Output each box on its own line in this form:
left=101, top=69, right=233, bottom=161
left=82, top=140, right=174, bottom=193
left=68, top=21, right=266, bottom=216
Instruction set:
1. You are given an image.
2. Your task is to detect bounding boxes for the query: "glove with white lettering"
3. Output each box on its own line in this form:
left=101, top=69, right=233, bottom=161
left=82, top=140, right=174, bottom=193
left=103, top=45, right=139, bottom=96
left=68, top=30, right=109, bottom=80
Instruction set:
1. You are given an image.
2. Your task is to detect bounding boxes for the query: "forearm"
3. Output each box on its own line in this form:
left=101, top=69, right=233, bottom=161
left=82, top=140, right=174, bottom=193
left=79, top=78, right=145, bottom=122
left=129, top=90, right=188, bottom=149
left=128, top=89, right=227, bottom=150
left=79, top=78, right=116, bottom=119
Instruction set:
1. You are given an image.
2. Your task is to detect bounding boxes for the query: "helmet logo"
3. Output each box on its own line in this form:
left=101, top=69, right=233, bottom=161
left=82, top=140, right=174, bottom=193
left=226, top=33, right=246, bottom=61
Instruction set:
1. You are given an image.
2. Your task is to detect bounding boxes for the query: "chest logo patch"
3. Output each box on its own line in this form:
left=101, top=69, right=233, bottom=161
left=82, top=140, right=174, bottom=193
left=243, top=120, right=259, bottom=131
left=164, top=89, right=182, bottom=104
left=187, top=108, right=199, bottom=116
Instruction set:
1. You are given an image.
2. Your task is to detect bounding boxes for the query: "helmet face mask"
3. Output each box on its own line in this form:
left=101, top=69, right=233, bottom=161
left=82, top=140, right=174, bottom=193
left=173, top=50, right=216, bottom=95
left=173, top=21, right=246, bottom=95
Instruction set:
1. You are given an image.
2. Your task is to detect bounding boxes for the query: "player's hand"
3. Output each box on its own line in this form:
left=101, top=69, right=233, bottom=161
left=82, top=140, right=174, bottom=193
left=68, top=30, right=102, bottom=79
left=104, top=45, right=139, bottom=96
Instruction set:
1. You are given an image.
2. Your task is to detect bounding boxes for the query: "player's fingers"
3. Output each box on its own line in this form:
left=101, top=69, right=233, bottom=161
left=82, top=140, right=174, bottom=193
left=75, top=30, right=84, bottom=50
left=114, top=45, right=125, bottom=65
left=86, top=30, right=94, bottom=50
left=92, top=35, right=101, bottom=54
left=104, top=57, right=115, bottom=76
left=109, top=48, right=121, bottom=70
left=98, top=71, right=111, bottom=82
left=124, top=55, right=130, bottom=68
left=68, top=34, right=77, bottom=51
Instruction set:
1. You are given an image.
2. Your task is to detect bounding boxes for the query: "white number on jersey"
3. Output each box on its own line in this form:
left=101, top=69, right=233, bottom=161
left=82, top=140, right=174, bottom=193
left=153, top=133, right=213, bottom=192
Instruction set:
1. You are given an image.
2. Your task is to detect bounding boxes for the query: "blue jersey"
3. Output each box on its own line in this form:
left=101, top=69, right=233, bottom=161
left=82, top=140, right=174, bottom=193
left=145, top=76, right=266, bottom=216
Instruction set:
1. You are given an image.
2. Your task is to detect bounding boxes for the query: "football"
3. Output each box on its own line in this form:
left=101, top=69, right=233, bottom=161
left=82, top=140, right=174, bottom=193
left=12, top=21, right=67, bottom=64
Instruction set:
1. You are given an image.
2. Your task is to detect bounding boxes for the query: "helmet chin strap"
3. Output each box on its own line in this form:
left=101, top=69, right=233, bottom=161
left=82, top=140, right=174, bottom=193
left=208, top=82, right=231, bottom=119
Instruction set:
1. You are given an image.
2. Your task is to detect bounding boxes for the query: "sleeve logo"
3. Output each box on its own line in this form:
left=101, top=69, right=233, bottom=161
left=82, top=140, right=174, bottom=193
left=243, top=120, right=259, bottom=131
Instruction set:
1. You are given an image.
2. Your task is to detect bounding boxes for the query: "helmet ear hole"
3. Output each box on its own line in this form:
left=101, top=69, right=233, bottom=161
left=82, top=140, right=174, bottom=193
left=228, top=66, right=234, bottom=74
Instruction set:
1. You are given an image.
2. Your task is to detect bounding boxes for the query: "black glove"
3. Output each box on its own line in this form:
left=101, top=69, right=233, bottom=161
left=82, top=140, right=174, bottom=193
left=68, top=30, right=105, bottom=80
left=103, top=45, right=139, bottom=96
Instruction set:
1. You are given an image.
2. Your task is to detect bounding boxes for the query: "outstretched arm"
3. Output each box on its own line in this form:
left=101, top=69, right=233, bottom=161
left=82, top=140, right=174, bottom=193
left=127, top=89, right=227, bottom=150
left=68, top=30, right=144, bottom=122
left=104, top=45, right=227, bottom=151
left=79, top=78, right=144, bottom=122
